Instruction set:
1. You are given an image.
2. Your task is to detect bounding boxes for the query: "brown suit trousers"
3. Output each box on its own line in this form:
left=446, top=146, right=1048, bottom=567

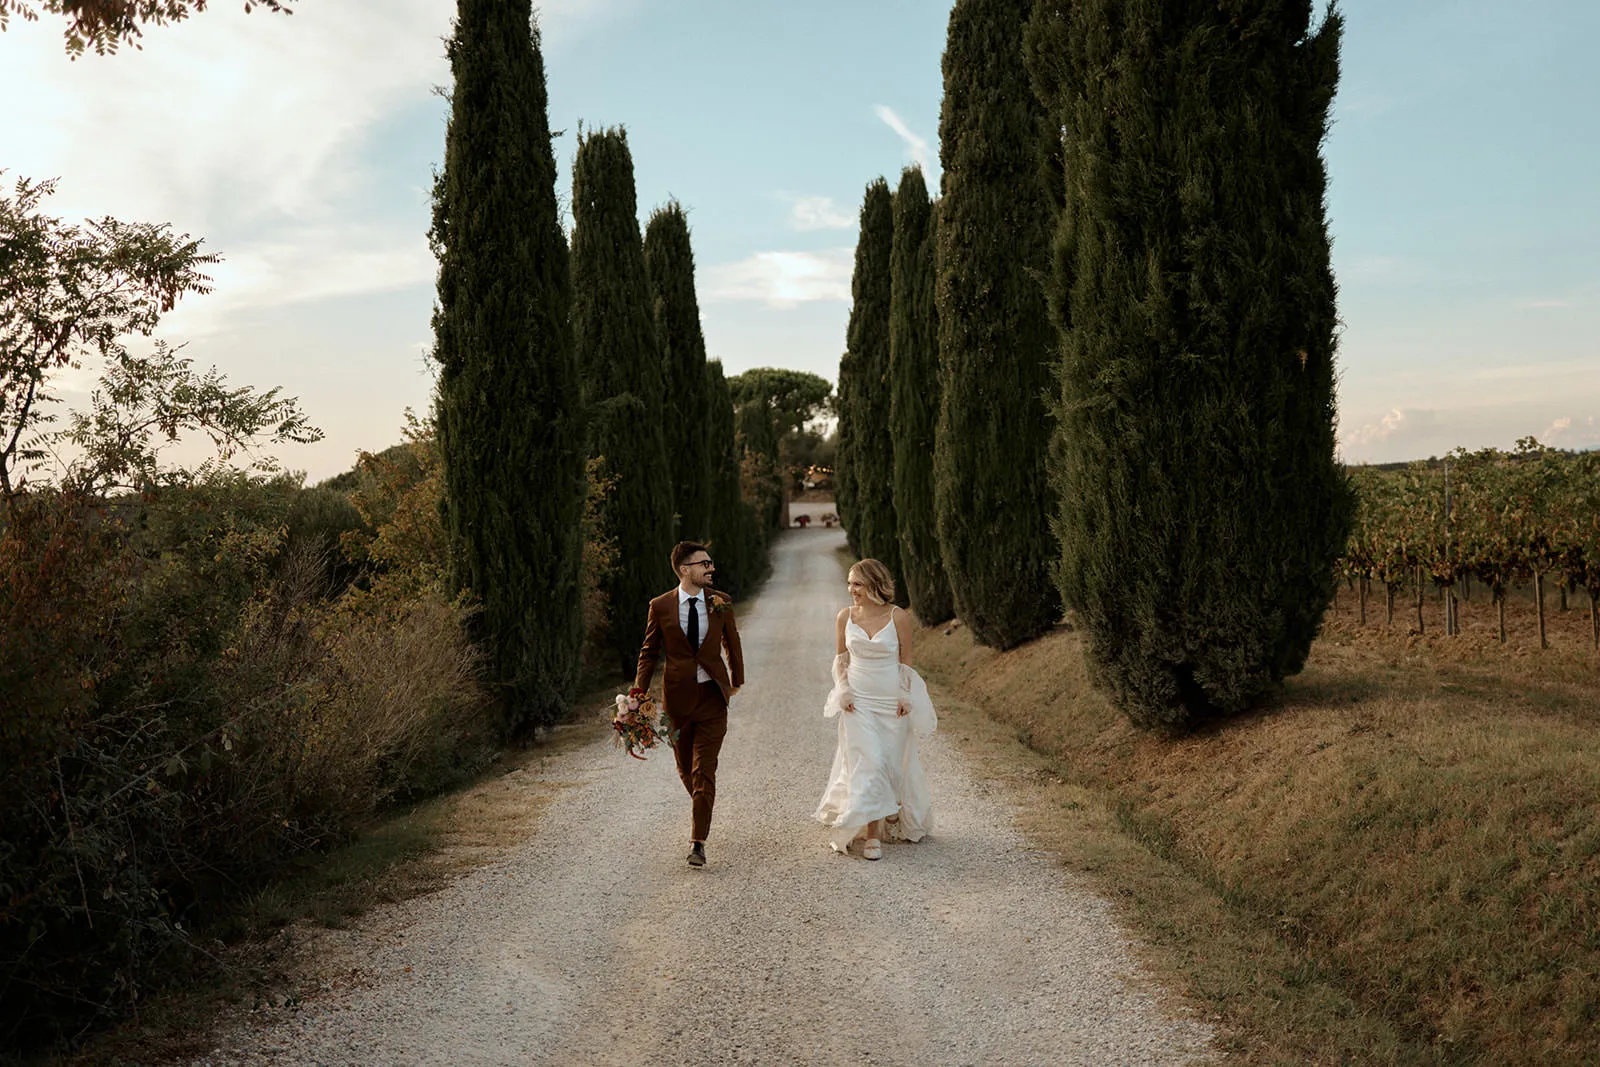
left=671, top=681, right=727, bottom=842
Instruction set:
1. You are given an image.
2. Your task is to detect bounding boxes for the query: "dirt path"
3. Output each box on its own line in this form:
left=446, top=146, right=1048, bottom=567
left=194, top=530, right=1212, bottom=1066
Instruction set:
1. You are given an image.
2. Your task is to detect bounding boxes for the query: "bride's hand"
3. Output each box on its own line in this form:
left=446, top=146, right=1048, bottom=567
left=896, top=700, right=909, bottom=717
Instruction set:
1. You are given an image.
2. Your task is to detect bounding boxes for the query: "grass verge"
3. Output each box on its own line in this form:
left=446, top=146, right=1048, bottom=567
left=917, top=613, right=1600, bottom=1065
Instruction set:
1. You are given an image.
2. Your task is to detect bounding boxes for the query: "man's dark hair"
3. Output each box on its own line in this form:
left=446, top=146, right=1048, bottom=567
left=671, top=540, right=711, bottom=572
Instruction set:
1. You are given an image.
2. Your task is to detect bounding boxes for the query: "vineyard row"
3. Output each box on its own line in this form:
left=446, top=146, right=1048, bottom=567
left=1338, top=440, right=1600, bottom=649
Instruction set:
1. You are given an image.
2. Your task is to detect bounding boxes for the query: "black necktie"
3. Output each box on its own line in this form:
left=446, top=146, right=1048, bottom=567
left=687, top=595, right=700, bottom=651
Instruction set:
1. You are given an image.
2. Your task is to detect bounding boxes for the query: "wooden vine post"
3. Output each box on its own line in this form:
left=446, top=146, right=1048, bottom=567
left=1416, top=565, right=1425, bottom=635
left=1535, top=570, right=1548, bottom=650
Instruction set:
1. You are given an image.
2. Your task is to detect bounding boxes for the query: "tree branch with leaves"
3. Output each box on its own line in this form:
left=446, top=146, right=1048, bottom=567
left=0, top=0, right=295, bottom=55
left=1, top=174, right=319, bottom=507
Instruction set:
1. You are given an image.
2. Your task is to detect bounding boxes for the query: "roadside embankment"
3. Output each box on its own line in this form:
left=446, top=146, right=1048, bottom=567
left=918, top=614, right=1600, bottom=1065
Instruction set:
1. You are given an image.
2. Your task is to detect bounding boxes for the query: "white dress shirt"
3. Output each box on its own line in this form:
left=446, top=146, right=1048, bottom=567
left=678, top=586, right=712, bottom=683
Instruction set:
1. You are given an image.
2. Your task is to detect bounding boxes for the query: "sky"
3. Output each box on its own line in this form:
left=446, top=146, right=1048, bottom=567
left=2, top=0, right=1596, bottom=482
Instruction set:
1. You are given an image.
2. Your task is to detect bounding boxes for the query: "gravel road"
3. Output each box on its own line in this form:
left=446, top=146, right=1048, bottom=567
left=195, top=530, right=1213, bottom=1066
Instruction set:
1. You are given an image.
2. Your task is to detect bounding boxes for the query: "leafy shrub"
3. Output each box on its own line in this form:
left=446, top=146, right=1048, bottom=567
left=285, top=485, right=367, bottom=594
left=0, top=460, right=490, bottom=1051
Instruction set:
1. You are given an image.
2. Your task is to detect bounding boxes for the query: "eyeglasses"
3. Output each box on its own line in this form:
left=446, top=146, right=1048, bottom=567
left=685, top=558, right=714, bottom=568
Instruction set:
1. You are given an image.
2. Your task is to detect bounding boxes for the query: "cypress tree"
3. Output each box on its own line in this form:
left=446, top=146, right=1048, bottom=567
left=644, top=201, right=713, bottom=542
left=843, top=177, right=903, bottom=598
left=735, top=393, right=784, bottom=534
left=571, top=127, right=675, bottom=675
left=431, top=0, right=582, bottom=731
left=889, top=167, right=954, bottom=625
left=833, top=347, right=861, bottom=557
left=704, top=359, right=766, bottom=596
left=1032, top=1, right=1349, bottom=728
left=935, top=0, right=1062, bottom=650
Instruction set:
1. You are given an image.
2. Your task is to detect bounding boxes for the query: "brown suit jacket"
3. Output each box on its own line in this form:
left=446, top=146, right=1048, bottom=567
left=633, top=588, right=745, bottom=717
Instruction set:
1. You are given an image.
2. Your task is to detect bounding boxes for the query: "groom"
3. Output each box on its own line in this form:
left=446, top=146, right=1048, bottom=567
left=633, top=541, right=744, bottom=867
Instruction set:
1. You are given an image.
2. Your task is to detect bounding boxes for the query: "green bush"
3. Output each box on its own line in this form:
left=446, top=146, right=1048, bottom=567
left=286, top=485, right=368, bottom=593
left=0, top=464, right=490, bottom=1051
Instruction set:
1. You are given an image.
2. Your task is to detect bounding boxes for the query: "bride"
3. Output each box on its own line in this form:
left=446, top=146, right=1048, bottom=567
left=813, top=558, right=936, bottom=859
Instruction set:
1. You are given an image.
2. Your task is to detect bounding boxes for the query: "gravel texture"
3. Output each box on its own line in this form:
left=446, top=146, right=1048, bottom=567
left=193, top=530, right=1214, bottom=1066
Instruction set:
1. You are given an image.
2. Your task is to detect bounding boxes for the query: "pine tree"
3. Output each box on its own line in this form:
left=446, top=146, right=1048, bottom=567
left=431, top=0, right=582, bottom=732
left=571, top=126, right=676, bottom=676
left=1031, top=0, right=1350, bottom=728
left=843, top=177, right=903, bottom=598
left=890, top=168, right=954, bottom=624
left=644, top=201, right=712, bottom=542
left=935, top=0, right=1063, bottom=650
left=704, top=359, right=767, bottom=596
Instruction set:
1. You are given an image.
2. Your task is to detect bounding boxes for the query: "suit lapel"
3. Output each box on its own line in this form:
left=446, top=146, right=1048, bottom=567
left=661, top=593, right=691, bottom=654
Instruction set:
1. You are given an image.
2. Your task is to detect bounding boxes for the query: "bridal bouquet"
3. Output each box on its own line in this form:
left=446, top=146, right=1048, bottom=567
left=609, top=690, right=673, bottom=760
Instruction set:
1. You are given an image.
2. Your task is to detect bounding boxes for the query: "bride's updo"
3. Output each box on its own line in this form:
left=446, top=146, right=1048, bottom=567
left=849, top=559, right=896, bottom=606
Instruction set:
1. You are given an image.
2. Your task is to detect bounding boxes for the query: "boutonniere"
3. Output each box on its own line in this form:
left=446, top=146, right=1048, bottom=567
left=709, top=593, right=733, bottom=615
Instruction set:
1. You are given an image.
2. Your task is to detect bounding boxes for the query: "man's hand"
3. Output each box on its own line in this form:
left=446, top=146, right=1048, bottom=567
left=728, top=686, right=741, bottom=698
left=896, top=699, right=909, bottom=717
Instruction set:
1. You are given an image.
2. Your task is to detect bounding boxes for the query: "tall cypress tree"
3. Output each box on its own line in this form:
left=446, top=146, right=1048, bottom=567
left=844, top=177, right=903, bottom=597
left=935, top=0, right=1062, bottom=650
left=890, top=167, right=954, bottom=624
left=431, top=0, right=582, bottom=731
left=704, top=359, right=766, bottom=596
left=833, top=347, right=861, bottom=557
left=644, top=201, right=712, bottom=542
left=571, top=127, right=675, bottom=675
left=735, top=392, right=784, bottom=534
left=1031, top=1, right=1349, bottom=728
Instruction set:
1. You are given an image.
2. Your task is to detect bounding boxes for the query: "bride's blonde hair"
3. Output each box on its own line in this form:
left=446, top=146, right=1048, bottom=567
left=848, top=559, right=896, bottom=606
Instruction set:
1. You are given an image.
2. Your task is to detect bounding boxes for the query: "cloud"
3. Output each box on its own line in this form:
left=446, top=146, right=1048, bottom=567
left=787, top=195, right=855, bottom=232
left=0, top=0, right=626, bottom=335
left=1516, top=298, right=1572, bottom=309
left=1542, top=415, right=1600, bottom=449
left=1341, top=407, right=1435, bottom=448
left=874, top=104, right=933, bottom=175
left=1336, top=255, right=1428, bottom=287
left=1337, top=401, right=1600, bottom=464
left=702, top=248, right=854, bottom=308
left=1, top=3, right=450, bottom=225
left=162, top=229, right=436, bottom=338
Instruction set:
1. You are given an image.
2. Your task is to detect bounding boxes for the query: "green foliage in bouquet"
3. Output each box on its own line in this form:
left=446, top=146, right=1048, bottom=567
left=1029, top=0, right=1350, bottom=728
left=935, top=0, right=1061, bottom=650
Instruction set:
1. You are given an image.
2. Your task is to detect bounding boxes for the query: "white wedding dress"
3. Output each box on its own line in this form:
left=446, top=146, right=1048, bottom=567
left=813, top=609, right=936, bottom=850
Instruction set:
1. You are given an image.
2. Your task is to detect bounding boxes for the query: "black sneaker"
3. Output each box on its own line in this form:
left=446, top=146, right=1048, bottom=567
left=687, top=842, right=706, bottom=867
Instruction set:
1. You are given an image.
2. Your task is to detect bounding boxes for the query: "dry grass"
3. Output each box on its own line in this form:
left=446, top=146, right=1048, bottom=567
left=918, top=611, right=1600, bottom=1065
